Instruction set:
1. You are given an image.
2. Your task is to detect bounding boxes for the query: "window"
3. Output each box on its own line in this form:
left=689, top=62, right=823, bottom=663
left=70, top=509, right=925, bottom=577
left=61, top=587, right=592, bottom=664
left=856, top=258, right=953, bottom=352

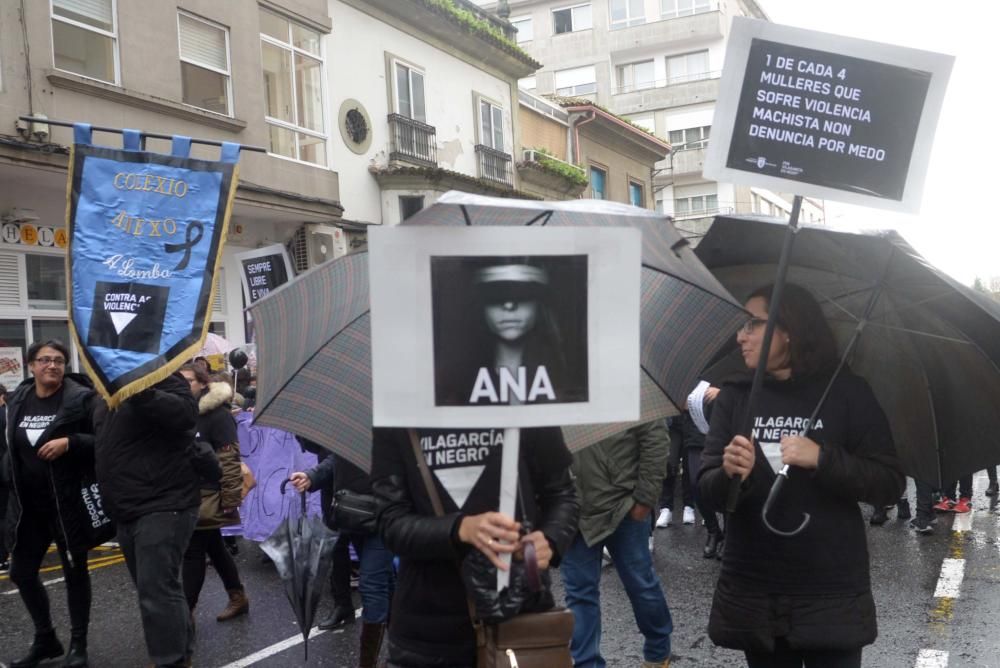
left=610, top=0, right=645, bottom=29
left=511, top=16, right=533, bottom=43
left=629, top=180, right=645, bottom=207
left=479, top=99, right=504, bottom=151
left=661, top=0, right=713, bottom=18
left=553, top=4, right=592, bottom=34
left=518, top=76, right=537, bottom=91
left=260, top=8, right=326, bottom=166
left=665, top=50, right=710, bottom=85
left=178, top=12, right=231, bottom=115
left=616, top=60, right=655, bottom=93
left=26, top=254, right=66, bottom=310
left=668, top=125, right=710, bottom=149
left=394, top=61, right=427, bottom=122
left=555, top=65, right=596, bottom=96
left=628, top=113, right=656, bottom=133
left=590, top=166, right=607, bottom=200
left=51, top=0, right=118, bottom=83
left=674, top=192, right=718, bottom=216
left=399, top=196, right=425, bottom=221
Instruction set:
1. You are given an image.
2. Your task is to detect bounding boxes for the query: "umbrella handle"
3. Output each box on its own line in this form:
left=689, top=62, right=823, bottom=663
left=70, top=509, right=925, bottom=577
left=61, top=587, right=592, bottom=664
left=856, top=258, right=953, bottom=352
left=279, top=478, right=308, bottom=516
left=761, top=466, right=811, bottom=537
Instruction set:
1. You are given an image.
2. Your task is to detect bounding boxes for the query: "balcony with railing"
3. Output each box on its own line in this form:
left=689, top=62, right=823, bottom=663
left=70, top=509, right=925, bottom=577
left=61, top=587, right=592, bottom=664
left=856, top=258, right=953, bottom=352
left=608, top=7, right=725, bottom=55
left=388, top=113, right=437, bottom=167
left=476, top=144, right=514, bottom=188
left=612, top=72, right=721, bottom=115
left=668, top=141, right=708, bottom=177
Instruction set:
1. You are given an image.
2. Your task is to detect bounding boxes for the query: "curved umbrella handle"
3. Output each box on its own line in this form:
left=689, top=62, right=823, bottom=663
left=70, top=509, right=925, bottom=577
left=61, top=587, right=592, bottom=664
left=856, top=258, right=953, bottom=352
left=761, top=465, right=811, bottom=537
left=279, top=478, right=307, bottom=516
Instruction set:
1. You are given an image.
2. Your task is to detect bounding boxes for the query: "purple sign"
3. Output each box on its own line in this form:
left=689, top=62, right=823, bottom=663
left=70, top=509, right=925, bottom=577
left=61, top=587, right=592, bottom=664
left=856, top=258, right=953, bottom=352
left=223, top=411, right=322, bottom=541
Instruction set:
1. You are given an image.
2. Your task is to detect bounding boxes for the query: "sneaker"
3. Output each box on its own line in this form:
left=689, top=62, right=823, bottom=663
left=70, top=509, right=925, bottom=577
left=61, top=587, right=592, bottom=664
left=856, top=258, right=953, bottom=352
left=932, top=497, right=955, bottom=513
left=986, top=482, right=999, bottom=497
left=896, top=498, right=912, bottom=520
left=682, top=506, right=696, bottom=525
left=909, top=517, right=934, bottom=534
left=953, top=497, right=972, bottom=513
left=0, top=558, right=9, bottom=573
left=655, top=509, right=672, bottom=528
left=869, top=506, right=889, bottom=526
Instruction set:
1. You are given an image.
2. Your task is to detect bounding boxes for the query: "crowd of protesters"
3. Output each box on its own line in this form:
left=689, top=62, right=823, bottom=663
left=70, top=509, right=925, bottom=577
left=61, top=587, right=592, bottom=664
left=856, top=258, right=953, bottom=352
left=2, top=278, right=999, bottom=668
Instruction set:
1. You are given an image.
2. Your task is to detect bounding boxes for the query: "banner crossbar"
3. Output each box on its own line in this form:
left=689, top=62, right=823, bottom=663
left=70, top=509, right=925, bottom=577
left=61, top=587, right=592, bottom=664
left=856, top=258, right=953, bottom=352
left=18, top=116, right=267, bottom=153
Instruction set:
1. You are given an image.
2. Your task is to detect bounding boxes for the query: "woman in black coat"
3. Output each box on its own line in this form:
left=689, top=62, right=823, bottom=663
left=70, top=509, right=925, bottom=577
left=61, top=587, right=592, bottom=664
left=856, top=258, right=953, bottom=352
left=698, top=284, right=905, bottom=668
left=6, top=341, right=103, bottom=668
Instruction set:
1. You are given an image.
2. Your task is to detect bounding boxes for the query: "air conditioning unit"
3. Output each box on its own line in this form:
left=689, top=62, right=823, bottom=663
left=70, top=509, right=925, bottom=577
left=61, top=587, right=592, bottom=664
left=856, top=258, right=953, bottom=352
left=288, top=223, right=349, bottom=273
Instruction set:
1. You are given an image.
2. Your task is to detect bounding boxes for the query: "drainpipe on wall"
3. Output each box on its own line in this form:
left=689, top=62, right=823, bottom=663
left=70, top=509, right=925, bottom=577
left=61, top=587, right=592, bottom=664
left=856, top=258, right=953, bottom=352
left=571, top=109, right=597, bottom=166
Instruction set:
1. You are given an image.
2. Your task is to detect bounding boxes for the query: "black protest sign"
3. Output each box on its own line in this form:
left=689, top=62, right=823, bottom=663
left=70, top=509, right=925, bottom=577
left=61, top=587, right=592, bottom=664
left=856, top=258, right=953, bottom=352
left=88, top=281, right=169, bottom=354
left=235, top=244, right=293, bottom=304
left=704, top=18, right=953, bottom=212
left=726, top=39, right=929, bottom=201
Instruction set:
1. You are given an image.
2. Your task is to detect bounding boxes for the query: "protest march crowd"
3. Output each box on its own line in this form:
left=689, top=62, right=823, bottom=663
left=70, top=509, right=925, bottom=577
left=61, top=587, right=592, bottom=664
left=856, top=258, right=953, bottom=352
left=2, top=277, right=995, bottom=668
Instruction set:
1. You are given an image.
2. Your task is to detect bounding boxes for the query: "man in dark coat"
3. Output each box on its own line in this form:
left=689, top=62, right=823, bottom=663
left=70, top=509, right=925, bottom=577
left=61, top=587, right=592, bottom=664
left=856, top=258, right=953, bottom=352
left=94, top=371, right=200, bottom=668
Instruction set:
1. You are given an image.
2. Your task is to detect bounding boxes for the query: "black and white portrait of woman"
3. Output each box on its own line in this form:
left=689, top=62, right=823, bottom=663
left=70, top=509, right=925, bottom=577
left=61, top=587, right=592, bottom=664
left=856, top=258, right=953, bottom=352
left=431, top=255, right=589, bottom=407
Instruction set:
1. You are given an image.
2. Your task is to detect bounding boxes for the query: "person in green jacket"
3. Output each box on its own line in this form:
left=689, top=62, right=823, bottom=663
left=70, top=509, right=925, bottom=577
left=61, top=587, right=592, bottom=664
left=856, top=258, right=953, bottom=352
left=561, top=420, right=674, bottom=668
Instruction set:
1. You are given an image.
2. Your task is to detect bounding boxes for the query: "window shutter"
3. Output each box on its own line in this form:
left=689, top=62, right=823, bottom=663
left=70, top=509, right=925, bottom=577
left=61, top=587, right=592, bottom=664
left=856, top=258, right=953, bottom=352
left=0, top=252, right=24, bottom=308
left=179, top=14, right=228, bottom=71
left=212, top=268, right=226, bottom=314
left=53, top=0, right=112, bottom=26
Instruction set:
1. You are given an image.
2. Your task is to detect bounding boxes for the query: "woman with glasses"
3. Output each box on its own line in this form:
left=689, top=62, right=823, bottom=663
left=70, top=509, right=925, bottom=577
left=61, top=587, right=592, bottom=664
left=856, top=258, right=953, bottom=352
left=6, top=340, right=103, bottom=668
left=698, top=284, right=904, bottom=668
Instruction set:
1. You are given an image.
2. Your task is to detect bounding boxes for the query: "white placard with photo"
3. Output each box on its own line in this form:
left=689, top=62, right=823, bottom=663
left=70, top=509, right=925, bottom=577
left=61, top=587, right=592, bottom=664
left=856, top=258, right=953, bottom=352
left=0, top=347, right=24, bottom=388
left=369, top=226, right=641, bottom=428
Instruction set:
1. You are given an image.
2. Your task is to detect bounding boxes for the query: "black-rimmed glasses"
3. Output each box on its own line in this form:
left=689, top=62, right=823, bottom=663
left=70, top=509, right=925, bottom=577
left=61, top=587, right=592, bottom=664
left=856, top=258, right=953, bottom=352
left=737, top=317, right=768, bottom=336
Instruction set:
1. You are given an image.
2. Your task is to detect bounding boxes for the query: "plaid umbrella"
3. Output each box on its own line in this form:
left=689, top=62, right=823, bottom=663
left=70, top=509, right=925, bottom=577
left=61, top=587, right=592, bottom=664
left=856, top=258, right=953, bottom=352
left=251, top=192, right=746, bottom=471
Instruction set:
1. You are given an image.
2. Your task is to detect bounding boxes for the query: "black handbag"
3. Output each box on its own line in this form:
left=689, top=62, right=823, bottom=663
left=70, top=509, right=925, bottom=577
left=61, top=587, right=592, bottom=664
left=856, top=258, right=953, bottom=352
left=330, top=489, right=378, bottom=533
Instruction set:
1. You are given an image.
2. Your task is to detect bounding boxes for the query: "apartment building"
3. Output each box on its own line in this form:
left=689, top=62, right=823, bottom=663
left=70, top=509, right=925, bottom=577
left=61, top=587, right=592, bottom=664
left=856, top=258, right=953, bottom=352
left=481, top=0, right=825, bottom=237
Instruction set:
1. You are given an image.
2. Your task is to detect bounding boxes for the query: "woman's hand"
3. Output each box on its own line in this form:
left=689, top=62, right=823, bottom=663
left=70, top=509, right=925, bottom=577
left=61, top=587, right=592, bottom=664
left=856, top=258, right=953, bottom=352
left=458, top=511, right=521, bottom=571
left=288, top=472, right=312, bottom=492
left=780, top=434, right=821, bottom=470
left=516, top=531, right=553, bottom=570
left=629, top=502, right=652, bottom=521
left=722, top=435, right=755, bottom=480
left=705, top=386, right=721, bottom=402
left=37, top=437, right=70, bottom=461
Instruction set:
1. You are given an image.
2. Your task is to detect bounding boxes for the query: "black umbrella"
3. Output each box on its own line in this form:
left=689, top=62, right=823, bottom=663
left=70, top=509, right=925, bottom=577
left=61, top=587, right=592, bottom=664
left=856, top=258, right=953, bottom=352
left=696, top=214, right=1000, bottom=493
left=261, top=480, right=338, bottom=659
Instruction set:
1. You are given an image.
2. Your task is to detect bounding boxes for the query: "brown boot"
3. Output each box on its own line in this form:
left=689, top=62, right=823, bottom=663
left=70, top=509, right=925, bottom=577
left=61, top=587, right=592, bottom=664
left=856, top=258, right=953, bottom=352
left=358, top=622, right=386, bottom=668
left=216, top=587, right=249, bottom=621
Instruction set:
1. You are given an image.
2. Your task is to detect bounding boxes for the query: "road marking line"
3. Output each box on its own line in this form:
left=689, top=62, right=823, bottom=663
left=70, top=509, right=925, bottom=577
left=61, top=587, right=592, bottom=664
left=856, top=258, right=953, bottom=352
left=952, top=511, right=973, bottom=532
left=933, top=558, right=965, bottom=598
left=2, top=577, right=65, bottom=596
left=216, top=608, right=363, bottom=667
left=915, top=648, right=949, bottom=667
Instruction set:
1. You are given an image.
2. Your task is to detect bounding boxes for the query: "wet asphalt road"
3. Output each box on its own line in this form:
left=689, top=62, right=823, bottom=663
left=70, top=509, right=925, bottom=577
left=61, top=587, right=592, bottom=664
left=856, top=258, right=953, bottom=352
left=2, top=473, right=999, bottom=667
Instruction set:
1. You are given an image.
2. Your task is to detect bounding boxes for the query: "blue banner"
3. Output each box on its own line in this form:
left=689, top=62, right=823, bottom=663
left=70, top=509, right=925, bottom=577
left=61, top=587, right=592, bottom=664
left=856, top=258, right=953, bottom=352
left=66, top=124, right=240, bottom=406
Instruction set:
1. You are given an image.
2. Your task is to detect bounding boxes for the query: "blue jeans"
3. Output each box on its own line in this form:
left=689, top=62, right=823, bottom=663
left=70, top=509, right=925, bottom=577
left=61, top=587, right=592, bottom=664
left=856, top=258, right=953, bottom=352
left=355, top=532, right=395, bottom=624
left=562, top=514, right=673, bottom=668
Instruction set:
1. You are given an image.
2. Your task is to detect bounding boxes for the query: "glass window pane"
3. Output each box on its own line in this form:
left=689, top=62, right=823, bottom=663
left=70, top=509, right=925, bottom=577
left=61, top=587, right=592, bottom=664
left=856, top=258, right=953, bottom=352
left=675, top=198, right=690, bottom=215
left=53, top=0, right=113, bottom=32
left=32, top=320, right=70, bottom=350
left=513, top=18, right=532, bottom=42
left=411, top=71, right=426, bottom=123
left=295, top=53, right=324, bottom=132
left=630, top=182, right=643, bottom=206
left=261, top=42, right=294, bottom=122
left=678, top=0, right=694, bottom=14
left=706, top=194, right=718, bottom=210
left=481, top=101, right=491, bottom=145
left=492, top=106, right=504, bottom=149
left=518, top=76, right=536, bottom=91
left=291, top=24, right=320, bottom=55
left=26, top=255, right=66, bottom=309
left=260, top=8, right=288, bottom=42
left=553, top=8, right=572, bottom=33
left=297, top=133, right=327, bottom=166
left=52, top=20, right=115, bottom=82
left=268, top=124, right=296, bottom=159
left=631, top=0, right=645, bottom=16
left=669, top=129, right=684, bottom=145
left=610, top=0, right=626, bottom=22
left=574, top=5, right=593, bottom=29
left=636, top=60, right=655, bottom=88
left=181, top=62, right=229, bottom=115
left=396, top=63, right=411, bottom=116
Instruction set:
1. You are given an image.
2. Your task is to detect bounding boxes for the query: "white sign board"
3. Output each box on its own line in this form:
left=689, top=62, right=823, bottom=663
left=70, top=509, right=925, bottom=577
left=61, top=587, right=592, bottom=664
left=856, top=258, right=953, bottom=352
left=234, top=244, right=295, bottom=304
left=369, top=226, right=641, bottom=428
left=0, top=347, right=24, bottom=388
left=703, top=18, right=953, bottom=213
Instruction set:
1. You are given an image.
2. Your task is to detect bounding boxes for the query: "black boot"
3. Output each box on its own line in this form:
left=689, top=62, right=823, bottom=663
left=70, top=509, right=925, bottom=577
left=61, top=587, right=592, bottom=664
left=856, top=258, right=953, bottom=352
left=703, top=529, right=723, bottom=559
left=896, top=498, right=912, bottom=520
left=986, top=482, right=999, bottom=497
left=870, top=506, right=889, bottom=525
left=358, top=622, right=386, bottom=668
left=12, top=631, right=64, bottom=668
left=62, top=635, right=87, bottom=668
left=318, top=602, right=355, bottom=630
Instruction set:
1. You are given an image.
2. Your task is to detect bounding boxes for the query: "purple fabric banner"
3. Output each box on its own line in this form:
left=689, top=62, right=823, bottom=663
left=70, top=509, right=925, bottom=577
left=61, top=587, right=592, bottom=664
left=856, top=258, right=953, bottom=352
left=223, top=411, right=322, bottom=541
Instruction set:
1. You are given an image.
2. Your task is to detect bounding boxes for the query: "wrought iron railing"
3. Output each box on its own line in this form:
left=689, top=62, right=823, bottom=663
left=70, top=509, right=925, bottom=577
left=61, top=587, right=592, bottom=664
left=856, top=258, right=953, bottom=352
left=476, top=144, right=513, bottom=188
left=388, top=113, right=437, bottom=166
